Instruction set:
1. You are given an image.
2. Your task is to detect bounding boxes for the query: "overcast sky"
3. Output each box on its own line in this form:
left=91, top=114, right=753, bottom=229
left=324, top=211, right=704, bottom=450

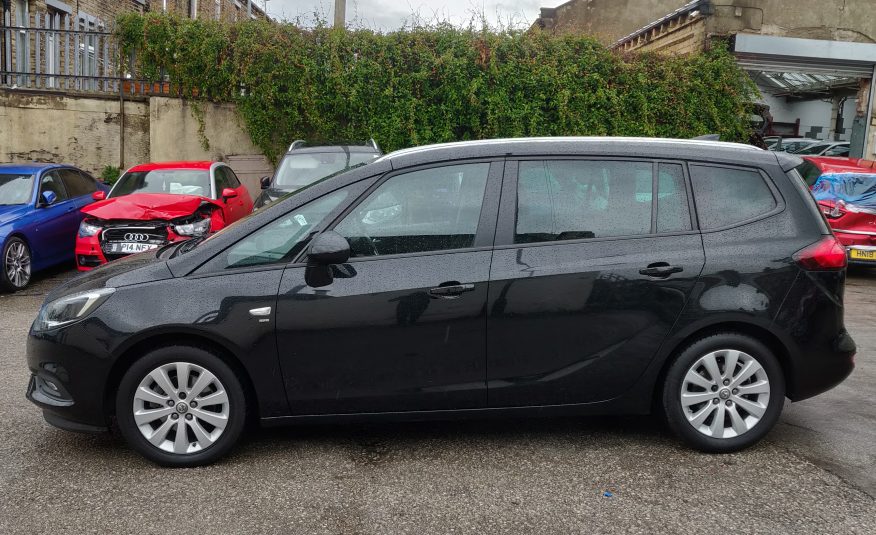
left=260, top=0, right=567, bottom=30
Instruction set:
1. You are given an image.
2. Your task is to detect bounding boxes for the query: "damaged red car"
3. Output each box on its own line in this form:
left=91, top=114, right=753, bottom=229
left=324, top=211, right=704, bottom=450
left=799, top=156, right=876, bottom=265
left=75, top=161, right=252, bottom=270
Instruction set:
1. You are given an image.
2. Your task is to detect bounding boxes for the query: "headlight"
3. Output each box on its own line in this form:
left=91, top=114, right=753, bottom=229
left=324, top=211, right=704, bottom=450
left=78, top=220, right=101, bottom=238
left=33, top=287, right=115, bottom=332
left=174, top=216, right=211, bottom=237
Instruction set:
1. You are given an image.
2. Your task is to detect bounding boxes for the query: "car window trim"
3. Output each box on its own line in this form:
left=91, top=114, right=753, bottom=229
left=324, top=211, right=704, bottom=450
left=308, top=158, right=504, bottom=262
left=496, top=156, right=697, bottom=248
left=687, top=162, right=786, bottom=234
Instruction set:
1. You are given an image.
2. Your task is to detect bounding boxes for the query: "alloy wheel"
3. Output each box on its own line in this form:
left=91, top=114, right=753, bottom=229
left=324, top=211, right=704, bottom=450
left=133, top=362, right=230, bottom=454
left=680, top=349, right=771, bottom=439
left=4, top=240, right=31, bottom=288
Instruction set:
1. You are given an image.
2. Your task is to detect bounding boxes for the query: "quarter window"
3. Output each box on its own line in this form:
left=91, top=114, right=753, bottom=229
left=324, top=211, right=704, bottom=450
left=689, top=165, right=777, bottom=229
left=223, top=189, right=350, bottom=269
left=335, top=163, right=490, bottom=257
left=515, top=160, right=653, bottom=243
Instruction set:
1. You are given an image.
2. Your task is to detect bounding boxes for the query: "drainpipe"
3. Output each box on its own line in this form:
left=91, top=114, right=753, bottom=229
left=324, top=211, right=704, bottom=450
left=119, top=82, right=125, bottom=170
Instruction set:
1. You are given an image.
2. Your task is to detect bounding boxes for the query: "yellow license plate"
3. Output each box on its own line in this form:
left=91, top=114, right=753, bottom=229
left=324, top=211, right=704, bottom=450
left=850, top=249, right=876, bottom=261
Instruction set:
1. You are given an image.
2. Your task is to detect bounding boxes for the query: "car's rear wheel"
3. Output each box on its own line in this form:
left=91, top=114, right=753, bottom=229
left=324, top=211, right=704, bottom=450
left=1, top=237, right=32, bottom=291
left=115, top=346, right=246, bottom=467
left=662, top=333, right=785, bottom=453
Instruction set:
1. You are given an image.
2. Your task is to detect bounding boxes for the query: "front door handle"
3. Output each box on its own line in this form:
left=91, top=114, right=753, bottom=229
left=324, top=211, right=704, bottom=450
left=428, top=282, right=475, bottom=298
left=639, top=263, right=683, bottom=278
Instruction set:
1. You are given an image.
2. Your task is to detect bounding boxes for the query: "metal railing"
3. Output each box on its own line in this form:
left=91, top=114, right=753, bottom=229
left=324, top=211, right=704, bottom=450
left=0, top=10, right=175, bottom=96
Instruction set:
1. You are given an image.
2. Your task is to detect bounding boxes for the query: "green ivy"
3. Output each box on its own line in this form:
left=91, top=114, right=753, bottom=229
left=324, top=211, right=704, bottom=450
left=116, top=13, right=756, bottom=163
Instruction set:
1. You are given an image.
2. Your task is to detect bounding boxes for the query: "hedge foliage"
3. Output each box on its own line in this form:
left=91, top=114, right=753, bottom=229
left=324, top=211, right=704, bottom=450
left=116, top=14, right=756, bottom=161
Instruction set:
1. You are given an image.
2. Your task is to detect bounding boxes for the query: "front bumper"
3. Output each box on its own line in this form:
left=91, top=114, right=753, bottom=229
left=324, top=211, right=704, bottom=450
left=26, top=327, right=112, bottom=431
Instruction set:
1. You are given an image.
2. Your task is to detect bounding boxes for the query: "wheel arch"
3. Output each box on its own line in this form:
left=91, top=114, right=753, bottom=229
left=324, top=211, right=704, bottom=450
left=651, top=320, right=794, bottom=407
left=103, top=332, right=260, bottom=427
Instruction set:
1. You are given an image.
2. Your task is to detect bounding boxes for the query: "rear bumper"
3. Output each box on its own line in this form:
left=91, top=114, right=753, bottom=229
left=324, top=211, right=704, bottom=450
left=773, top=269, right=856, bottom=401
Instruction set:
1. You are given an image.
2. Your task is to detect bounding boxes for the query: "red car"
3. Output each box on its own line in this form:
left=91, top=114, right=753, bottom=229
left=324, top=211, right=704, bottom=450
left=75, top=161, right=252, bottom=270
left=799, top=156, right=876, bottom=265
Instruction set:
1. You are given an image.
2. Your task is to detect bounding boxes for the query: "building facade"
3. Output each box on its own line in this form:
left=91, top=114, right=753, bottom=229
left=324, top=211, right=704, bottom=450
left=1, top=0, right=267, bottom=32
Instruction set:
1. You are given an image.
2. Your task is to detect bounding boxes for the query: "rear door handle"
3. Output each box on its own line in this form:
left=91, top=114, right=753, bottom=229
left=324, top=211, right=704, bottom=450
left=429, top=283, right=475, bottom=298
left=639, top=263, right=683, bottom=278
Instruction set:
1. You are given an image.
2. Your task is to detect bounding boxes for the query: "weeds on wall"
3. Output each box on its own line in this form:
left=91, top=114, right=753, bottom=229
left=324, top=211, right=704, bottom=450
left=116, top=13, right=756, bottom=163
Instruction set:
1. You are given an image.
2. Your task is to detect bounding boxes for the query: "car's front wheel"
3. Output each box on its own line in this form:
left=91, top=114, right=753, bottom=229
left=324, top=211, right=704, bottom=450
left=1, top=237, right=32, bottom=291
left=115, top=346, right=247, bottom=467
left=662, top=333, right=785, bottom=453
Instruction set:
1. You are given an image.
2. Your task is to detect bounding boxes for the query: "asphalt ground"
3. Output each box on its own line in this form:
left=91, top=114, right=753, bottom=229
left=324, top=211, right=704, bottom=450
left=0, top=266, right=874, bottom=534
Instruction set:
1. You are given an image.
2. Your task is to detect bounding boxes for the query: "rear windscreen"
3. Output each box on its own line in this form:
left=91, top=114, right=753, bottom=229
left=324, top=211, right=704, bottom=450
left=796, top=161, right=823, bottom=187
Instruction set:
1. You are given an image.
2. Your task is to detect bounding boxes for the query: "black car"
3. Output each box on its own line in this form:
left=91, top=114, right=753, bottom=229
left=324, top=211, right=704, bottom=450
left=252, top=139, right=383, bottom=210
left=27, top=137, right=855, bottom=467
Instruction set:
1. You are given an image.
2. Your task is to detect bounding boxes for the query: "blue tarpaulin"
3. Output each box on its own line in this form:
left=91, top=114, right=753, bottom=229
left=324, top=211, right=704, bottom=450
left=811, top=172, right=876, bottom=215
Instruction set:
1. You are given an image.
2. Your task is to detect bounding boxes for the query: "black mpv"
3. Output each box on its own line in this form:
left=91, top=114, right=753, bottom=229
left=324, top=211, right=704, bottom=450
left=27, top=138, right=855, bottom=467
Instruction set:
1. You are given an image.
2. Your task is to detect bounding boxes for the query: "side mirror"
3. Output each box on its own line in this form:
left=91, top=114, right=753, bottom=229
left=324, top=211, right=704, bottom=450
left=305, top=231, right=351, bottom=288
left=221, top=187, right=238, bottom=199
left=92, top=190, right=106, bottom=201
left=260, top=176, right=271, bottom=190
left=40, top=190, right=58, bottom=206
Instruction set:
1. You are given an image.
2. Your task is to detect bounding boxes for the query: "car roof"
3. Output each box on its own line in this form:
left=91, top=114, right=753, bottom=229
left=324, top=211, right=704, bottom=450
left=377, top=137, right=774, bottom=169
left=804, top=156, right=876, bottom=173
left=287, top=145, right=380, bottom=155
left=0, top=162, right=65, bottom=173
left=128, top=161, right=216, bottom=172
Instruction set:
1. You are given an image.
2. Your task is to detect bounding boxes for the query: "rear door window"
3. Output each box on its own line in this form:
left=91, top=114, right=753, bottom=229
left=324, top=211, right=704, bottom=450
left=515, top=160, right=653, bottom=243
left=689, top=165, right=777, bottom=229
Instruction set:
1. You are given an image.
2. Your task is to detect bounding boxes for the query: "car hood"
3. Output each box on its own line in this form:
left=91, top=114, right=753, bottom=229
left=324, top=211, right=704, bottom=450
left=81, top=193, right=222, bottom=221
left=0, top=204, right=31, bottom=226
left=44, top=249, right=174, bottom=304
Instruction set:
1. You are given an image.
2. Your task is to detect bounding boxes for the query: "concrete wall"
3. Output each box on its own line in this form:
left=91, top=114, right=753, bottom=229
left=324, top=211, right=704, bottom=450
left=149, top=97, right=271, bottom=197
left=0, top=91, right=272, bottom=197
left=0, top=91, right=149, bottom=176
left=760, top=93, right=858, bottom=141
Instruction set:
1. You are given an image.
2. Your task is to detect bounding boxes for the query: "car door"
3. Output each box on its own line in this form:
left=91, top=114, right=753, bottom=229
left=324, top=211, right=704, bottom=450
left=33, top=170, right=79, bottom=264
left=274, top=160, right=502, bottom=414
left=486, top=159, right=705, bottom=407
left=222, top=166, right=252, bottom=220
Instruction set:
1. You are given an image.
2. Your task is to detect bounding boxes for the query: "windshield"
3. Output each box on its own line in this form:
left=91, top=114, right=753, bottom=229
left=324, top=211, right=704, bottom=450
left=0, top=173, right=34, bottom=205
left=110, top=169, right=212, bottom=198
left=274, top=151, right=378, bottom=189
left=793, top=143, right=832, bottom=155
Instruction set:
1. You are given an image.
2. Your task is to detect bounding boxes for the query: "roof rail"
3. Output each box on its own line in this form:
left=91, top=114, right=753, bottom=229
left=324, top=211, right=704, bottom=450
left=288, top=140, right=307, bottom=151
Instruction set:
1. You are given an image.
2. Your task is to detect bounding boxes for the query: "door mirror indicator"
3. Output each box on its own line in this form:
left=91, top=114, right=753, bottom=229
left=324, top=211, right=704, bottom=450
left=260, top=176, right=271, bottom=189
left=92, top=190, right=106, bottom=201
left=306, top=231, right=351, bottom=288
left=40, top=190, right=58, bottom=206
left=221, top=187, right=238, bottom=199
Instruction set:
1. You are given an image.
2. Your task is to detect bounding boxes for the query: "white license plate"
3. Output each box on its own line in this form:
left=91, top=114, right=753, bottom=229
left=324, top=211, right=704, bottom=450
left=115, top=242, right=160, bottom=254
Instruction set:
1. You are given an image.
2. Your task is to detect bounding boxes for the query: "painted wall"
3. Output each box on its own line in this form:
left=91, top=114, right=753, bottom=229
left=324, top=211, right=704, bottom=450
left=0, top=92, right=272, bottom=197
left=760, top=92, right=859, bottom=142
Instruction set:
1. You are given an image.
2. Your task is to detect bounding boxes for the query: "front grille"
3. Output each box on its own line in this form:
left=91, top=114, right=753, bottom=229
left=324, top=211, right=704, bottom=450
left=100, top=223, right=169, bottom=257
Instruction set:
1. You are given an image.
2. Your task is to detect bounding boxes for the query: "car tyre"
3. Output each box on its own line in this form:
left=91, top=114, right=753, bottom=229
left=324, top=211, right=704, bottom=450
left=115, top=345, right=246, bottom=467
left=1, top=237, right=32, bottom=292
left=662, top=333, right=785, bottom=453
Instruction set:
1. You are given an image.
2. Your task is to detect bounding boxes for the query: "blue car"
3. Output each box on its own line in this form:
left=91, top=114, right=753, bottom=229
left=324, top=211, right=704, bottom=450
left=0, top=163, right=110, bottom=291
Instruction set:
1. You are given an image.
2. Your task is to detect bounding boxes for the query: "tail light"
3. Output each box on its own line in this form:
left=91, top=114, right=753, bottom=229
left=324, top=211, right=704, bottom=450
left=793, top=236, right=847, bottom=271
